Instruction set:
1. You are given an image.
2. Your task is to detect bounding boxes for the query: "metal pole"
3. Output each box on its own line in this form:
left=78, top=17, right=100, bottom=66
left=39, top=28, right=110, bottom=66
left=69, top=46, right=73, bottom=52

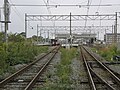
left=112, top=25, right=114, bottom=43
left=112, top=25, right=114, bottom=34
left=105, top=29, right=107, bottom=45
left=114, top=25, right=116, bottom=43
left=45, top=30, right=46, bottom=43
left=40, top=28, right=42, bottom=43
left=98, top=31, right=99, bottom=40
left=54, top=21, right=56, bottom=38
left=37, top=24, right=38, bottom=44
left=0, top=9, right=1, bottom=31
left=25, top=13, right=27, bottom=38
left=40, top=20, right=42, bottom=43
left=70, top=12, right=72, bottom=48
left=48, top=30, right=49, bottom=42
left=115, top=12, right=117, bottom=43
left=4, top=0, right=8, bottom=44
left=70, top=12, right=72, bottom=36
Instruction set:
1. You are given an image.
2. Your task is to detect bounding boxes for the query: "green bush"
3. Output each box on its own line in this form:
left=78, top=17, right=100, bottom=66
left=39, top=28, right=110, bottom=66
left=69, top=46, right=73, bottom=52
left=0, top=32, right=48, bottom=75
left=0, top=42, right=48, bottom=75
left=6, top=42, right=48, bottom=65
left=0, top=45, right=8, bottom=75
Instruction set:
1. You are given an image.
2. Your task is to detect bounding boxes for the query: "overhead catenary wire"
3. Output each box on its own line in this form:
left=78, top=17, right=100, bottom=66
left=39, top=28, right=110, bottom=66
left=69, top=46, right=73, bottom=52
left=49, top=0, right=59, bottom=4
left=43, top=0, right=51, bottom=14
left=9, top=0, right=37, bottom=30
left=10, top=4, right=120, bottom=7
left=96, top=0, right=102, bottom=27
left=77, top=0, right=88, bottom=5
left=84, top=0, right=92, bottom=31
left=92, top=0, right=102, bottom=38
left=9, top=0, right=23, bottom=23
left=9, top=0, right=38, bottom=34
left=11, top=8, right=23, bottom=22
left=84, top=0, right=90, bottom=28
left=92, top=0, right=102, bottom=26
left=96, top=0, right=102, bottom=13
left=42, top=0, right=57, bottom=36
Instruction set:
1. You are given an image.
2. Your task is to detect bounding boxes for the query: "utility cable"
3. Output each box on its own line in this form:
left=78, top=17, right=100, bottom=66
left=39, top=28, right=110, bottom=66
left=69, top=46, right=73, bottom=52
left=10, top=4, right=120, bottom=7
left=92, top=0, right=102, bottom=34
left=96, top=0, right=102, bottom=12
left=9, top=0, right=36, bottom=31
left=43, top=0, right=51, bottom=14
left=84, top=0, right=92, bottom=32
left=96, top=0, right=102, bottom=27
left=9, top=0, right=23, bottom=22
left=42, top=0, right=57, bottom=36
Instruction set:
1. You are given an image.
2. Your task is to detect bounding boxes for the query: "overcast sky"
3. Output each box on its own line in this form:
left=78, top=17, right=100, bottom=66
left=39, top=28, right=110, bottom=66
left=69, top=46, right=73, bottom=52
left=0, top=0, right=120, bottom=39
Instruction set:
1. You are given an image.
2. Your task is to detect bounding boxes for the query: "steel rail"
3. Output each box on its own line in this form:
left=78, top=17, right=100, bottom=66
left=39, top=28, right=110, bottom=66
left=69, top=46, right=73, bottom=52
left=82, top=46, right=120, bottom=86
left=80, top=46, right=97, bottom=90
left=0, top=46, right=58, bottom=87
left=103, top=63, right=120, bottom=78
left=24, top=46, right=60, bottom=90
left=88, top=64, right=115, bottom=90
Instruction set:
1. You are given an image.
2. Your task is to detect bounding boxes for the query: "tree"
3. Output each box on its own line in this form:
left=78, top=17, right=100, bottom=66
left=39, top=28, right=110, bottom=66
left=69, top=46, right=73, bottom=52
left=8, top=33, right=25, bottom=42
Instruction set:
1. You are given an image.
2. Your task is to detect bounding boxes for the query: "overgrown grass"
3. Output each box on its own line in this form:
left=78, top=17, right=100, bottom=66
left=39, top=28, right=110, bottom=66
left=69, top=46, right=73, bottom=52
left=0, top=42, right=48, bottom=75
left=98, top=45, right=117, bottom=61
left=57, top=48, right=77, bottom=84
left=37, top=48, right=77, bottom=90
left=91, top=44, right=120, bottom=61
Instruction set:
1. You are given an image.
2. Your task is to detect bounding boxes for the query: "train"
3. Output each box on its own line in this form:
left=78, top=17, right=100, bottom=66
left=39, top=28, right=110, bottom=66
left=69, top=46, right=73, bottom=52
left=50, top=39, right=60, bottom=46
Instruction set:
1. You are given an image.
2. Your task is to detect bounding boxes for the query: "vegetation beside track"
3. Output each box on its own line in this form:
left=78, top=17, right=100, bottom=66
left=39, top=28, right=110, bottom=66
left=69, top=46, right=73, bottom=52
left=37, top=48, right=77, bottom=90
left=92, top=44, right=120, bottom=61
left=0, top=32, right=48, bottom=75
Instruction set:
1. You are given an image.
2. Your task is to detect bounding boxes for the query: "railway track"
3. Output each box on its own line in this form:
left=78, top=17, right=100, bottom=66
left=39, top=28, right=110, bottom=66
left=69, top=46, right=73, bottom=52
left=0, top=46, right=60, bottom=90
left=80, top=46, right=120, bottom=90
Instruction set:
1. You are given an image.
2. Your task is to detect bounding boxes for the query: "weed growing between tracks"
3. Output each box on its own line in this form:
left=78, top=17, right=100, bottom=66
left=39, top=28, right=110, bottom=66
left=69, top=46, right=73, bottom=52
left=37, top=48, right=77, bottom=90
left=0, top=42, right=48, bottom=75
left=57, top=48, right=77, bottom=85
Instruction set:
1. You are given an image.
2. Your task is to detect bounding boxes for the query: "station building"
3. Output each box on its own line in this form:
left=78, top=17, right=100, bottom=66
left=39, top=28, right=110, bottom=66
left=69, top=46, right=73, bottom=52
left=104, top=33, right=120, bottom=44
left=55, top=33, right=97, bottom=46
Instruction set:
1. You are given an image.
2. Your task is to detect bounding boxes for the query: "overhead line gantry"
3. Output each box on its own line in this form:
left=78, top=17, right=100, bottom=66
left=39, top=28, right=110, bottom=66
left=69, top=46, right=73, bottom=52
left=25, top=13, right=117, bottom=43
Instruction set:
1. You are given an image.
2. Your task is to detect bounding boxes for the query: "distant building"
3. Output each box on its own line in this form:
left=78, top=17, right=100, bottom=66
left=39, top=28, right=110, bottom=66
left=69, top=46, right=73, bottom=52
left=55, top=33, right=97, bottom=44
left=55, top=33, right=96, bottom=39
left=104, top=33, right=120, bottom=44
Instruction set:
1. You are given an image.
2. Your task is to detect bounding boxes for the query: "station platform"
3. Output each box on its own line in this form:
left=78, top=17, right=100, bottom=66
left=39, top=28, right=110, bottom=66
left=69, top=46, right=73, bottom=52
left=62, top=44, right=79, bottom=47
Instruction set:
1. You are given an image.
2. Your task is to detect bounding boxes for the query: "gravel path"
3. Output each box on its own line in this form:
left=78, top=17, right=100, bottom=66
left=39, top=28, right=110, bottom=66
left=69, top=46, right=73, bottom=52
left=108, top=64, right=120, bottom=74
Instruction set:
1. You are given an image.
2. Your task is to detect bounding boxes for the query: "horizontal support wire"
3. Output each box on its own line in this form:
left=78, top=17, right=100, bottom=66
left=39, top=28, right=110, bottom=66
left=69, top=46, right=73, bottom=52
left=10, top=4, right=120, bottom=7
left=26, top=14, right=116, bottom=21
